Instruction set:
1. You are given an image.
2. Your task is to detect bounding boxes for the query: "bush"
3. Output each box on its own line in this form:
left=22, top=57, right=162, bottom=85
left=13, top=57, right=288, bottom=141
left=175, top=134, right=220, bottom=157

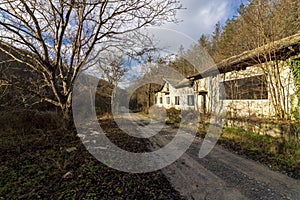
left=166, top=107, right=181, bottom=124
left=0, top=109, right=65, bottom=132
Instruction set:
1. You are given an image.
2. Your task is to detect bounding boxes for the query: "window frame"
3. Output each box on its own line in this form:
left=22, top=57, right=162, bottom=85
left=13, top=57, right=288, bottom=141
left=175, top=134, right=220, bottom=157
left=166, top=96, right=170, bottom=104
left=187, top=95, right=195, bottom=106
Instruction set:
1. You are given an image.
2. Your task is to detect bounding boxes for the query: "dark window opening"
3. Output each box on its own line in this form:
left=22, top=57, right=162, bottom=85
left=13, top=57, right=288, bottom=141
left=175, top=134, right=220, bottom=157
left=175, top=96, right=180, bottom=105
left=220, top=75, right=268, bottom=100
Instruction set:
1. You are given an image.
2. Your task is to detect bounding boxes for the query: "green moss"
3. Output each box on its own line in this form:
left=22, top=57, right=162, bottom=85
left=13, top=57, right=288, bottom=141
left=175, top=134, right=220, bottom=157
left=291, top=59, right=300, bottom=119
left=295, top=148, right=300, bottom=155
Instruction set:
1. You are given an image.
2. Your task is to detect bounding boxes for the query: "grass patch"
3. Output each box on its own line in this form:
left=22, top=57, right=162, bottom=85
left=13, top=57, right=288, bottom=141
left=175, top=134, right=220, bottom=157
left=218, top=127, right=300, bottom=179
left=0, top=109, right=183, bottom=199
left=157, top=109, right=300, bottom=179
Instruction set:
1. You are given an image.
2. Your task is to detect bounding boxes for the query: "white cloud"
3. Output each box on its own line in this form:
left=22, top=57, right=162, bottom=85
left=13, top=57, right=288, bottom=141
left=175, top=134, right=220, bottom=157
left=162, top=0, right=247, bottom=41
left=107, top=0, right=250, bottom=89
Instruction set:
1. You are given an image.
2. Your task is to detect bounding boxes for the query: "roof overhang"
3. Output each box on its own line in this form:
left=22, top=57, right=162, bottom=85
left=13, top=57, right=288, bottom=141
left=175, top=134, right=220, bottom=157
left=188, top=33, right=300, bottom=80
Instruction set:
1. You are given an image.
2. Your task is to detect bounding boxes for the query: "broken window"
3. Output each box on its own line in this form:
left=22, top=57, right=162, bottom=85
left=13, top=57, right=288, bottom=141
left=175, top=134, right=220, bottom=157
left=220, top=75, right=268, bottom=100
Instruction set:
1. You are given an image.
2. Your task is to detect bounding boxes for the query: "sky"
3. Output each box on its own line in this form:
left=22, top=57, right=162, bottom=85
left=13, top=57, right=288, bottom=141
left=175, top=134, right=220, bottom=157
left=118, top=0, right=249, bottom=88
left=162, top=0, right=248, bottom=41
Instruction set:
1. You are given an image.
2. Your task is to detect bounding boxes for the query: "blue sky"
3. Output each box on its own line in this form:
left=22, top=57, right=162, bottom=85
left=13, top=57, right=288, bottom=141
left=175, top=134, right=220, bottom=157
left=162, top=0, right=248, bottom=41
left=107, top=1, right=250, bottom=88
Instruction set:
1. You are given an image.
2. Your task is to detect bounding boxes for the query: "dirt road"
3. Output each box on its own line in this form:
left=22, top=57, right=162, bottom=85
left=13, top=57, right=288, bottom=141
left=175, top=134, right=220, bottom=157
left=129, top=113, right=300, bottom=200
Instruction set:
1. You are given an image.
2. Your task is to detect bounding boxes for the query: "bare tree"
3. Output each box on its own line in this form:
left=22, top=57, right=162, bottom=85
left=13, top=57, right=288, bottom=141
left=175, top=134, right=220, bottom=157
left=237, top=0, right=299, bottom=119
left=0, top=0, right=182, bottom=122
left=95, top=52, right=128, bottom=113
left=96, top=52, right=128, bottom=88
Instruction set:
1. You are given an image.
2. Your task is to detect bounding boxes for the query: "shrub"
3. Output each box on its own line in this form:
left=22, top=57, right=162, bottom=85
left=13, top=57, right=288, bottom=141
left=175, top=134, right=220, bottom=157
left=0, top=109, right=65, bottom=132
left=166, top=107, right=181, bottom=124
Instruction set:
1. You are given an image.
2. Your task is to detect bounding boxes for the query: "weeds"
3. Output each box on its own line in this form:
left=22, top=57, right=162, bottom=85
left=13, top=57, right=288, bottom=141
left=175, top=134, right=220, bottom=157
left=219, top=127, right=300, bottom=179
left=0, top=109, right=183, bottom=199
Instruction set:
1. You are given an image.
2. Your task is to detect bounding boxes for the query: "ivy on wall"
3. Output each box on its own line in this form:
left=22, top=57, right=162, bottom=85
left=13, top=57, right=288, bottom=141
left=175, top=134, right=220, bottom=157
left=291, top=59, right=300, bottom=119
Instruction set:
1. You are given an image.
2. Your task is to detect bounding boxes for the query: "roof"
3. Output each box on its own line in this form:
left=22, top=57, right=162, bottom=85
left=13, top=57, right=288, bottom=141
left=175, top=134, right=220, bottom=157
left=188, top=33, right=300, bottom=80
left=163, top=78, right=181, bottom=86
left=156, top=77, right=192, bottom=93
left=174, top=78, right=193, bottom=88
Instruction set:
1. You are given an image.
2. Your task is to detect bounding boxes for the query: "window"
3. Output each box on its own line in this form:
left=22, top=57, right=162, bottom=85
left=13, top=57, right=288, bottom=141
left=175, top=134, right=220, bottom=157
left=159, top=97, right=163, bottom=104
left=220, top=75, right=268, bottom=100
left=187, top=95, right=194, bottom=106
left=166, top=96, right=170, bottom=104
left=175, top=96, right=180, bottom=105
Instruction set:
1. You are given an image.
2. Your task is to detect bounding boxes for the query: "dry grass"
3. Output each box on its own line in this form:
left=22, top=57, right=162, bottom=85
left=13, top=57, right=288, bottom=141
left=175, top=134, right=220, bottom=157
left=0, top=109, right=183, bottom=199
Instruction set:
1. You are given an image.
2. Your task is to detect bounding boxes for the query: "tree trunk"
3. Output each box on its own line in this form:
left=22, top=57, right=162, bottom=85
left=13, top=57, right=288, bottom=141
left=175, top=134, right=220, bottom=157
left=146, top=83, right=152, bottom=114
left=60, top=93, right=74, bottom=129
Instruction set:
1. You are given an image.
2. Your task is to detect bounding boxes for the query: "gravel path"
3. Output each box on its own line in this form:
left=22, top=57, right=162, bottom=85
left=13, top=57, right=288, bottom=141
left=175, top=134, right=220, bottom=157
left=128, top=113, right=300, bottom=200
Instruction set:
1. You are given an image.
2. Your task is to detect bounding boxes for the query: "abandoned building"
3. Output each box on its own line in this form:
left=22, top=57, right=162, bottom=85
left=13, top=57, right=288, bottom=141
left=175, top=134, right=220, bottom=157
left=156, top=33, right=300, bottom=120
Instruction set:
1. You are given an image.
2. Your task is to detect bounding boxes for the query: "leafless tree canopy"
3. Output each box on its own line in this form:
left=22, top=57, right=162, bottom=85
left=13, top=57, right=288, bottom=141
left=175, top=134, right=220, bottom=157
left=0, top=0, right=182, bottom=119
